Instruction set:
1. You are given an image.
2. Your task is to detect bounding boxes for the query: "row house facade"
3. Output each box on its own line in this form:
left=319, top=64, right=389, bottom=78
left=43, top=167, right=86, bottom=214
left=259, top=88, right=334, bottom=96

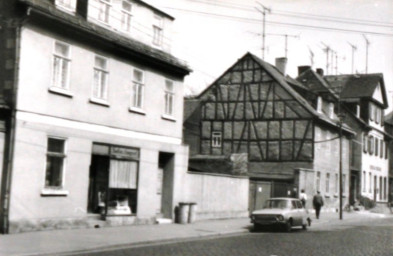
left=384, top=111, right=393, bottom=203
left=325, top=74, right=390, bottom=205
left=183, top=53, right=354, bottom=213
left=0, top=0, right=191, bottom=233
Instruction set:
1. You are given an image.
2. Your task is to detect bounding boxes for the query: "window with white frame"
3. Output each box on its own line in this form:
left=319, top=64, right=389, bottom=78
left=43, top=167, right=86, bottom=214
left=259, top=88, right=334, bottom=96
left=92, top=56, right=109, bottom=101
left=375, top=138, right=379, bottom=156
left=45, top=137, right=66, bottom=188
left=52, top=41, right=71, bottom=90
left=316, top=171, right=321, bottom=191
left=98, top=0, right=111, bottom=23
left=121, top=1, right=132, bottom=32
left=342, top=174, right=346, bottom=193
left=369, top=172, right=372, bottom=193
left=326, top=173, right=330, bottom=193
left=164, top=80, right=174, bottom=116
left=56, top=0, right=76, bottom=10
left=131, top=69, right=144, bottom=109
left=212, top=132, right=222, bottom=147
left=363, top=134, right=367, bottom=153
left=152, top=15, right=163, bottom=46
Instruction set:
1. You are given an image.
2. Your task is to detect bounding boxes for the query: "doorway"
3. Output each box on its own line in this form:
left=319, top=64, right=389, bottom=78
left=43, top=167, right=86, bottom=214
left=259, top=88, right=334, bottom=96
left=158, top=152, right=175, bottom=219
left=87, top=154, right=109, bottom=214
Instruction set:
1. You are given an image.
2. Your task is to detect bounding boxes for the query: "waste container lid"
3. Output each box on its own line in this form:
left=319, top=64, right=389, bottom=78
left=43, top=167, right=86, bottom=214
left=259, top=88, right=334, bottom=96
left=179, top=202, right=189, bottom=206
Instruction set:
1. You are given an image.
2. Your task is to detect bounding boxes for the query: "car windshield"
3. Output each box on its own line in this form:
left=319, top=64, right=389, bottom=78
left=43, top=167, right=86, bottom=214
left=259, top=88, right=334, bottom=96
left=263, top=199, right=291, bottom=209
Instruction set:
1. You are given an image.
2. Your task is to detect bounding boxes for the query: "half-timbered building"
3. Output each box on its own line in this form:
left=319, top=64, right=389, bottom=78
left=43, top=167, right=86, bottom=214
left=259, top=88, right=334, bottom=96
left=184, top=53, right=354, bottom=212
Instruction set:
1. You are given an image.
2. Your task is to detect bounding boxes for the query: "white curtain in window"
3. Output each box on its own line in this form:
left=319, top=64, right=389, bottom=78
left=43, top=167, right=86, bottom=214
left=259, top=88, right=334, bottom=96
left=109, top=160, right=137, bottom=189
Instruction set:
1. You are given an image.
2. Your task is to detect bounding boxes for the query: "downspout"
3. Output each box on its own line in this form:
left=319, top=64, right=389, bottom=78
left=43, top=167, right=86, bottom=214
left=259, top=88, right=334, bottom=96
left=0, top=11, right=25, bottom=234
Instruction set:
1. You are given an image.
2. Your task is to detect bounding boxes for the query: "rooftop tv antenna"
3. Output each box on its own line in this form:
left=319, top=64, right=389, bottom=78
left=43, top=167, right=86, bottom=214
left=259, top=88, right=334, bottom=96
left=255, top=2, right=271, bottom=60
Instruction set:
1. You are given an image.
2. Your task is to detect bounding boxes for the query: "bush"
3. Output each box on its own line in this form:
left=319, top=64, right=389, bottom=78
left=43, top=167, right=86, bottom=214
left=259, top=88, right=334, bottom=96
left=358, top=196, right=376, bottom=209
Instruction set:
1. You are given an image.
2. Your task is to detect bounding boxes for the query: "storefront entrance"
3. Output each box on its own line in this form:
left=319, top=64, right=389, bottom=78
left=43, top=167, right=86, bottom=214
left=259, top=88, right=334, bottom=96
left=158, top=152, right=174, bottom=219
left=87, top=143, right=139, bottom=217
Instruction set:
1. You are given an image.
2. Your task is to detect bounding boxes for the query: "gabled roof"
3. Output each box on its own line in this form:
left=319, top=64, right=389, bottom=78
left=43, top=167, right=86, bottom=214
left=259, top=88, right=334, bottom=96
left=194, top=52, right=355, bottom=135
left=18, top=0, right=191, bottom=77
left=324, top=74, right=388, bottom=108
left=297, top=69, right=338, bottom=99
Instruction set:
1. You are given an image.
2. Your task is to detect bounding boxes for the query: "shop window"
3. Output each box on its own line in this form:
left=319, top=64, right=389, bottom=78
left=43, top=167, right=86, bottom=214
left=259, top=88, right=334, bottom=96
left=45, top=137, right=66, bottom=188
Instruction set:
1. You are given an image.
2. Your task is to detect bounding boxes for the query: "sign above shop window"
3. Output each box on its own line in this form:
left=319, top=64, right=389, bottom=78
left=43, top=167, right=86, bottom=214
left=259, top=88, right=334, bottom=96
left=110, top=146, right=139, bottom=160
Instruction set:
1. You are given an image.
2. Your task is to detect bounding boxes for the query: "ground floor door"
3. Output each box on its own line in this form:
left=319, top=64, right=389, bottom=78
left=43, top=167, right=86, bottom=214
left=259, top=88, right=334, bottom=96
left=350, top=173, right=358, bottom=205
left=158, top=152, right=175, bottom=219
left=87, top=154, right=109, bottom=214
left=249, top=181, right=271, bottom=212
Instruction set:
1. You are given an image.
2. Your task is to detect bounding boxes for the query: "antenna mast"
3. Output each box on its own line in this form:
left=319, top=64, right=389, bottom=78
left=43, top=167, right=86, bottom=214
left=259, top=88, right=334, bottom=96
left=347, top=42, right=357, bottom=74
left=256, top=2, right=271, bottom=60
left=363, top=35, right=370, bottom=73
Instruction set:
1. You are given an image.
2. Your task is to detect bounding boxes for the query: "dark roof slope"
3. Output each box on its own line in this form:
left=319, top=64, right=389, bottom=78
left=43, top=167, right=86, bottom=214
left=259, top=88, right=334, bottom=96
left=324, top=74, right=387, bottom=107
left=135, top=0, right=174, bottom=20
left=19, top=0, right=191, bottom=76
left=385, top=111, right=393, bottom=126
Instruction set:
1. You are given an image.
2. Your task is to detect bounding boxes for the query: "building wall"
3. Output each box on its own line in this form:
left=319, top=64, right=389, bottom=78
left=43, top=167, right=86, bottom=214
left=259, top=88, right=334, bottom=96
left=17, top=25, right=184, bottom=139
left=8, top=116, right=188, bottom=233
left=312, top=125, right=350, bottom=211
left=184, top=172, right=249, bottom=220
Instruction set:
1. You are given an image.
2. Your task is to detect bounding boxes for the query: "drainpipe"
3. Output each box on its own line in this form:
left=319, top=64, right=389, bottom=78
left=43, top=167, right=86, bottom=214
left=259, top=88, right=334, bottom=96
left=0, top=13, right=24, bottom=234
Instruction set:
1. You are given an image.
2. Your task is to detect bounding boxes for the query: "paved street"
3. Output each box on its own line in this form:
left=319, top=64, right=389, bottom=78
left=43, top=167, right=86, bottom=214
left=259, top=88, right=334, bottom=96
left=76, top=217, right=393, bottom=256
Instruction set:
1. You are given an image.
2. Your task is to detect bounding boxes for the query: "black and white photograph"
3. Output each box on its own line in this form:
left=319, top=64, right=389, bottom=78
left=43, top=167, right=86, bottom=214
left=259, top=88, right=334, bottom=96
left=0, top=0, right=392, bottom=255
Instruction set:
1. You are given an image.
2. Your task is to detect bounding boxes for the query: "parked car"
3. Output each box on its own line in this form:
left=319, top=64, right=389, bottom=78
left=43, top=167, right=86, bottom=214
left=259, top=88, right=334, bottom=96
left=250, top=197, right=311, bottom=232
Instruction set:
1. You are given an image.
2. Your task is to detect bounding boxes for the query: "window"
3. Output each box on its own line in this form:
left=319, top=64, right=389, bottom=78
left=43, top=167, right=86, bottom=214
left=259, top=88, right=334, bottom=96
left=385, top=142, right=388, bottom=159
left=98, top=0, right=111, bottom=23
left=379, top=176, right=382, bottom=200
left=131, top=69, right=144, bottom=109
left=342, top=174, right=346, bottom=193
left=369, top=172, right=372, bottom=193
left=56, top=0, right=76, bottom=10
left=45, top=138, right=66, bottom=188
left=363, top=134, right=367, bottom=153
left=380, top=140, right=383, bottom=158
left=212, top=132, right=222, bottom=147
left=316, top=171, right=321, bottom=191
left=375, top=107, right=380, bottom=124
left=152, top=15, right=163, bottom=46
left=121, top=1, right=132, bottom=31
left=384, top=177, right=387, bottom=200
left=326, top=173, right=330, bottom=193
left=368, top=136, right=374, bottom=155
left=369, top=104, right=374, bottom=121
left=52, top=41, right=71, bottom=90
left=375, top=138, right=379, bottom=156
left=362, top=171, right=366, bottom=192
left=164, top=80, right=175, bottom=116
left=92, top=56, right=109, bottom=101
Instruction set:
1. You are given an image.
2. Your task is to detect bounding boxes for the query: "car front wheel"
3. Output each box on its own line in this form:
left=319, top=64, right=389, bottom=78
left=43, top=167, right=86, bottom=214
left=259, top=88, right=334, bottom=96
left=284, top=220, right=292, bottom=232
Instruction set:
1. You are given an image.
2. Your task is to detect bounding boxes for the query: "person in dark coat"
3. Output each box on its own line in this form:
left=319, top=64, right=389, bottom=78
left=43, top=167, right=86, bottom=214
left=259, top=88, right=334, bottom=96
left=312, top=191, right=324, bottom=219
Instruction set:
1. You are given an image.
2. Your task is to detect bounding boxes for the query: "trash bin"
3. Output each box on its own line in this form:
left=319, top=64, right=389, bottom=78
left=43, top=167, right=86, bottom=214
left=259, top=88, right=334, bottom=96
left=188, top=202, right=197, bottom=223
left=178, top=202, right=190, bottom=224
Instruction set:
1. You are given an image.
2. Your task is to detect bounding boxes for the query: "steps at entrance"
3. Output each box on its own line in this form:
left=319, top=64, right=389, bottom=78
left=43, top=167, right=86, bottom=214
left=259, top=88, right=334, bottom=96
left=156, top=218, right=173, bottom=224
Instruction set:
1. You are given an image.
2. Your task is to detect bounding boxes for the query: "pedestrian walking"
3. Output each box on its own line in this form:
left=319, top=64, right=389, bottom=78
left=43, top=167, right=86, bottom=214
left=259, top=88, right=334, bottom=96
left=312, top=191, right=324, bottom=219
left=299, top=189, right=307, bottom=208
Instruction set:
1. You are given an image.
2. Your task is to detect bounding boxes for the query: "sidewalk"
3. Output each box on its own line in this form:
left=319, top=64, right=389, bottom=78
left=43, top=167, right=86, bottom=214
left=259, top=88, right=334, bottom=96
left=0, top=211, right=391, bottom=256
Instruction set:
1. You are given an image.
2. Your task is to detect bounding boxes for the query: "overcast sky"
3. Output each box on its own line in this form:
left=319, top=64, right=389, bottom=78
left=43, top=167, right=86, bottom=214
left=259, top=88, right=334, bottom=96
left=147, top=0, right=393, bottom=110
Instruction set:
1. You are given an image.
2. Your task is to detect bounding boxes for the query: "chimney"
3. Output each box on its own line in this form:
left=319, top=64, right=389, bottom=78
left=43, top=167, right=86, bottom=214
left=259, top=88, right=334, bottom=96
left=316, top=68, right=324, bottom=76
left=275, top=57, right=287, bottom=76
left=76, top=0, right=89, bottom=19
left=298, top=66, right=311, bottom=76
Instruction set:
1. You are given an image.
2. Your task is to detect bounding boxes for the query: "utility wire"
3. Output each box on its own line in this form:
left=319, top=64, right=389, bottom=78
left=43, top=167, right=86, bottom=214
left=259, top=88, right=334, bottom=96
left=159, top=6, right=393, bottom=37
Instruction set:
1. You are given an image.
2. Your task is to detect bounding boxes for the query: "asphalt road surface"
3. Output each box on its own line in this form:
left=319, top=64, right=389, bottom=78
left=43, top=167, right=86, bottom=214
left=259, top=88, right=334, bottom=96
left=79, top=217, right=393, bottom=256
